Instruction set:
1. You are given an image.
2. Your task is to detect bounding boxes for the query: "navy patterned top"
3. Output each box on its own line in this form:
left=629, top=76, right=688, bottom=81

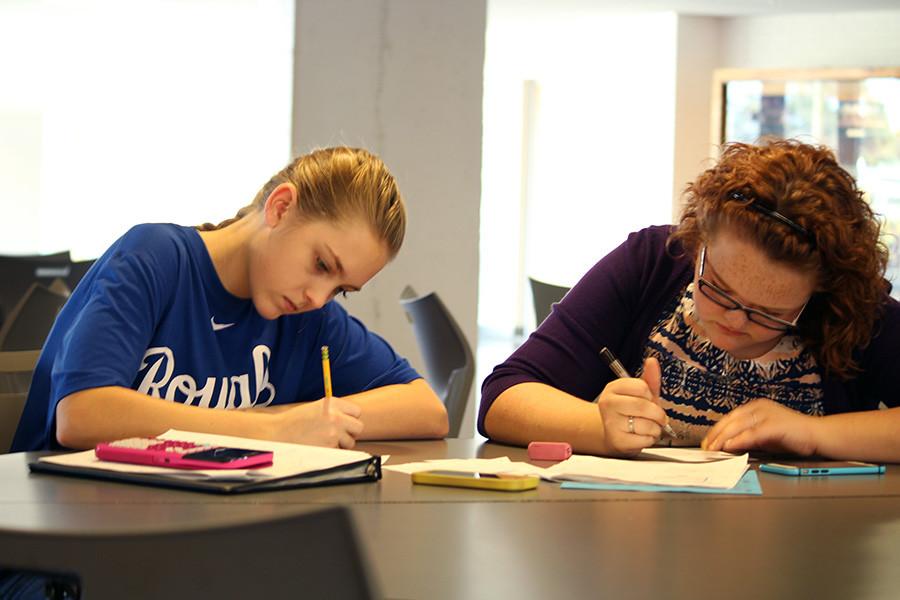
left=640, top=283, right=823, bottom=445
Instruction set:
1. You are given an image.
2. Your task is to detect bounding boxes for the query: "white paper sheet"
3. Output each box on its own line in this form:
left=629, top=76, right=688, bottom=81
left=543, top=452, right=748, bottom=489
left=38, top=429, right=375, bottom=482
left=638, top=447, right=741, bottom=463
left=385, top=448, right=749, bottom=490
left=383, top=456, right=543, bottom=476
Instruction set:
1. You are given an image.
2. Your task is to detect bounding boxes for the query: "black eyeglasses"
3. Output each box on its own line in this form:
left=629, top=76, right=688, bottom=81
left=696, top=246, right=807, bottom=332
left=729, top=191, right=816, bottom=248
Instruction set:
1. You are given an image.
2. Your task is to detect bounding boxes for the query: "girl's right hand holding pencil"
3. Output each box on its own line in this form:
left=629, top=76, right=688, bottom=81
left=596, top=357, right=671, bottom=457
left=278, top=398, right=364, bottom=449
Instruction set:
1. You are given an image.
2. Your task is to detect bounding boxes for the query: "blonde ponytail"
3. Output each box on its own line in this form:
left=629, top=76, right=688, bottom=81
left=198, top=147, right=406, bottom=257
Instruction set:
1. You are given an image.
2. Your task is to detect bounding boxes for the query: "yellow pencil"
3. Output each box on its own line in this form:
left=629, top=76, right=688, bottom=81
left=321, top=345, right=333, bottom=414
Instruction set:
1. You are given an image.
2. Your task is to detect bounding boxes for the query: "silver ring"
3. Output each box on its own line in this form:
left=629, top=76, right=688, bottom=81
left=627, top=416, right=635, bottom=434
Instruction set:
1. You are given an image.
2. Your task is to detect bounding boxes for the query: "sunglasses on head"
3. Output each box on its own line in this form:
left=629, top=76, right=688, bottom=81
left=729, top=191, right=816, bottom=249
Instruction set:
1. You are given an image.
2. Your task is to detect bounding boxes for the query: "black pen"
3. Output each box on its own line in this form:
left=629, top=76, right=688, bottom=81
left=599, top=346, right=678, bottom=439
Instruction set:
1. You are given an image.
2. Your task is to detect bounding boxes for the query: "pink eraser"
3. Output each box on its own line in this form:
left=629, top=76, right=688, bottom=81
left=527, top=441, right=573, bottom=461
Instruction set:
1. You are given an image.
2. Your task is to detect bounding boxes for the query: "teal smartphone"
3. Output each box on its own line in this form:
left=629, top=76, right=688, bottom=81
left=760, top=461, right=886, bottom=476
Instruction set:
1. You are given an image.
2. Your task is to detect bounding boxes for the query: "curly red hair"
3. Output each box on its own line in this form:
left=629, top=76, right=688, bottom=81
left=669, top=139, right=889, bottom=380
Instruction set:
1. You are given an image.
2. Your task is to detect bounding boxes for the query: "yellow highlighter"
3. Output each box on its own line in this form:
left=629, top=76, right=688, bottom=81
left=321, top=345, right=333, bottom=414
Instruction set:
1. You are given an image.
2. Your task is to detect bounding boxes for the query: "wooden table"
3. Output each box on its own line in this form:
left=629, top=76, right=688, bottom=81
left=2, top=439, right=899, bottom=599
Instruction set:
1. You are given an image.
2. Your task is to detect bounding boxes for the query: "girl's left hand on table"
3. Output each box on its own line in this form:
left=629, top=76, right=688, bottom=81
left=701, top=398, right=820, bottom=456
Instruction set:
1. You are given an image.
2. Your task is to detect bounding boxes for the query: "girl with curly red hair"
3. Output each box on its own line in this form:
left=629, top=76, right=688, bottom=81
left=480, top=139, right=900, bottom=462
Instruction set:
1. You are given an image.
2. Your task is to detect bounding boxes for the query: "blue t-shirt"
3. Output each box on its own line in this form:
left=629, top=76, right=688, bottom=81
left=12, top=224, right=420, bottom=451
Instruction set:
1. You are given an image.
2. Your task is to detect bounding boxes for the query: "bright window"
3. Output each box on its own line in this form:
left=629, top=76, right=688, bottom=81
left=0, top=0, right=294, bottom=259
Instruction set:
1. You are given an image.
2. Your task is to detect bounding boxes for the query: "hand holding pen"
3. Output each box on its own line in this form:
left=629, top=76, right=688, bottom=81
left=597, top=347, right=678, bottom=456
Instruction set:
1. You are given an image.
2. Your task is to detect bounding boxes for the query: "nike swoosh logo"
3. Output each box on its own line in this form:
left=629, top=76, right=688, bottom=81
left=210, top=316, right=235, bottom=332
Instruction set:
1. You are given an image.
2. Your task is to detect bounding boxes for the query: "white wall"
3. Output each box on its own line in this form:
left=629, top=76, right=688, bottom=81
left=292, top=0, right=486, bottom=436
left=672, top=16, right=721, bottom=219
left=481, top=6, right=679, bottom=338
left=671, top=9, right=900, bottom=220
left=721, top=11, right=900, bottom=69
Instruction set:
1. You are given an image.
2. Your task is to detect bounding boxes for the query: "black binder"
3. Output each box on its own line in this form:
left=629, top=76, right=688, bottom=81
left=29, top=454, right=381, bottom=494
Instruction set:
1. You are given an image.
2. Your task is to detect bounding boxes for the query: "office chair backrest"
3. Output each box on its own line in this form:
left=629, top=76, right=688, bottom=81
left=400, top=288, right=474, bottom=437
left=0, top=505, right=380, bottom=599
left=529, top=277, right=570, bottom=327
left=0, top=283, right=69, bottom=351
left=65, top=259, right=96, bottom=294
left=0, top=252, right=71, bottom=330
left=0, top=350, right=39, bottom=453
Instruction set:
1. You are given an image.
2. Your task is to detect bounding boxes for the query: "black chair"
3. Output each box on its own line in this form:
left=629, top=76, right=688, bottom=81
left=0, top=252, right=70, bottom=330
left=65, top=259, right=96, bottom=293
left=0, top=283, right=68, bottom=351
left=528, top=277, right=570, bottom=326
left=0, top=350, right=39, bottom=453
left=400, top=287, right=474, bottom=438
left=0, top=505, right=380, bottom=599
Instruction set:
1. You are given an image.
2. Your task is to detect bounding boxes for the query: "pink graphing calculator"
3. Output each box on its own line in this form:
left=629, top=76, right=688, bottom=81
left=95, top=437, right=274, bottom=470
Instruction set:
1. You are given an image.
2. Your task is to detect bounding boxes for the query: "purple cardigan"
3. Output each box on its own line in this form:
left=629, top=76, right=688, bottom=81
left=478, top=225, right=900, bottom=437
